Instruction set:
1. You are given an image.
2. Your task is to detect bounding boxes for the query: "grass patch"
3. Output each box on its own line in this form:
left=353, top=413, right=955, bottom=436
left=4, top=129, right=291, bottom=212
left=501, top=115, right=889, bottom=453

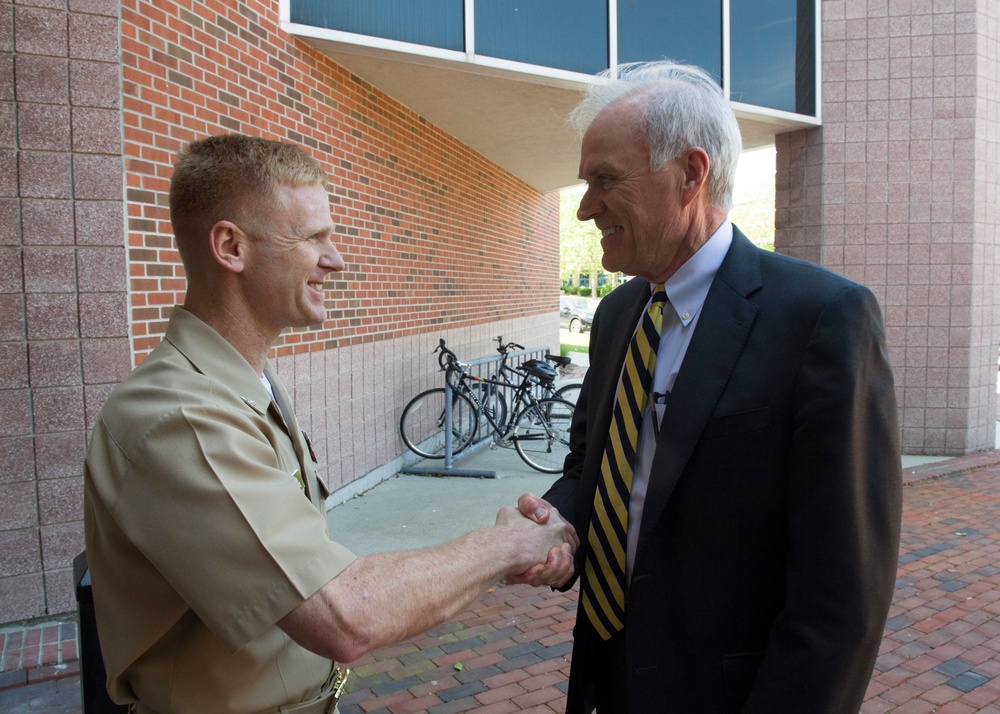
left=560, top=329, right=590, bottom=356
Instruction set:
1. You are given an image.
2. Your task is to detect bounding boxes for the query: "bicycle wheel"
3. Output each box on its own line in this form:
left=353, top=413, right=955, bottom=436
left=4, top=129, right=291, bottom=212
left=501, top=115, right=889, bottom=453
left=554, top=382, right=581, bottom=407
left=512, top=397, right=574, bottom=473
left=399, top=388, right=478, bottom=459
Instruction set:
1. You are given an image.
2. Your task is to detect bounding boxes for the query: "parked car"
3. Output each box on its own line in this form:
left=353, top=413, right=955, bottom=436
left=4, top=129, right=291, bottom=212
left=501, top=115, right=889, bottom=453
left=560, top=296, right=595, bottom=334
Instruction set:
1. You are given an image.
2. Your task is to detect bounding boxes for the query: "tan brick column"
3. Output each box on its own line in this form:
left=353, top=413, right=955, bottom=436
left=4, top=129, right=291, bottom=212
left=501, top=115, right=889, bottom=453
left=0, top=0, right=129, bottom=620
left=776, top=0, right=1000, bottom=455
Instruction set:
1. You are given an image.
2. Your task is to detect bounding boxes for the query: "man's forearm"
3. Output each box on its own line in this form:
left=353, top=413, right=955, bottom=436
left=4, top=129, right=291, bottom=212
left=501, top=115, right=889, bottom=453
left=279, top=507, right=575, bottom=662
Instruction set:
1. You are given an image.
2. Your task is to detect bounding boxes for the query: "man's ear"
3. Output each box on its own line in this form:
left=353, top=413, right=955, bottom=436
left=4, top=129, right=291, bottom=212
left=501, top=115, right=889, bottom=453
left=209, top=221, right=246, bottom=274
left=680, top=147, right=711, bottom=208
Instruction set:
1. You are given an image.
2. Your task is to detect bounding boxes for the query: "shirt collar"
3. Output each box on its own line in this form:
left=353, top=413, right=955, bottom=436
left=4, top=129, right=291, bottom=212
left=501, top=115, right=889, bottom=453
left=164, top=306, right=274, bottom=414
left=652, top=220, right=732, bottom=327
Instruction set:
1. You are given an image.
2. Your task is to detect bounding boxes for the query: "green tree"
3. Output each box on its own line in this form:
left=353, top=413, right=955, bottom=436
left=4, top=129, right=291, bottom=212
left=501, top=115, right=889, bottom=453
left=560, top=185, right=606, bottom=291
left=730, top=147, right=776, bottom=252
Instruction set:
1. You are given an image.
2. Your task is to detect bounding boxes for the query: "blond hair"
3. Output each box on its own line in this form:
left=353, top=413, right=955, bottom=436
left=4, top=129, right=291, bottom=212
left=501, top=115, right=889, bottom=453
left=169, top=134, right=328, bottom=272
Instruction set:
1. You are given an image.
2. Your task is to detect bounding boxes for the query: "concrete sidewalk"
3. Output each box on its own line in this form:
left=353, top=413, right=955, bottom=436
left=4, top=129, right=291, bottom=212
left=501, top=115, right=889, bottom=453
left=5, top=447, right=1000, bottom=713
left=326, top=446, right=566, bottom=557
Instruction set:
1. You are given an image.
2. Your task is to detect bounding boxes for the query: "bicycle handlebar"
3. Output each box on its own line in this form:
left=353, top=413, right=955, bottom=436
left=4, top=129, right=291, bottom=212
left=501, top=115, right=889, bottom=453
left=438, top=336, right=563, bottom=380
left=434, top=338, right=459, bottom=371
left=494, top=336, right=525, bottom=355
left=495, top=336, right=571, bottom=369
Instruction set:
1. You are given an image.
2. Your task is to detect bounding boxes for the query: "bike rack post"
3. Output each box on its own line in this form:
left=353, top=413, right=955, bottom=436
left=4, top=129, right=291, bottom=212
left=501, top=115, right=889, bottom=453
left=443, top=375, right=454, bottom=470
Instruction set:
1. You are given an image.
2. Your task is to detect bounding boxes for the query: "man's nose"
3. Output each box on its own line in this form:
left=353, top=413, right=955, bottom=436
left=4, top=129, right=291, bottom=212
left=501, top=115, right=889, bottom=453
left=577, top=188, right=602, bottom=222
left=322, top=241, right=345, bottom=272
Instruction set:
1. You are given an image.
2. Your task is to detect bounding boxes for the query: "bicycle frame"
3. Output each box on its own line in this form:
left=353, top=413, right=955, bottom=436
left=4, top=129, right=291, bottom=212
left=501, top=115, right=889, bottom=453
left=489, top=337, right=575, bottom=403
left=450, top=366, right=547, bottom=443
left=438, top=338, right=568, bottom=453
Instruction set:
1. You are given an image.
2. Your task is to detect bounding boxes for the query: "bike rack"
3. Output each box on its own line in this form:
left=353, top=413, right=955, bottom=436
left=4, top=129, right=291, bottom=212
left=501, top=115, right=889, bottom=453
left=400, top=343, right=550, bottom=478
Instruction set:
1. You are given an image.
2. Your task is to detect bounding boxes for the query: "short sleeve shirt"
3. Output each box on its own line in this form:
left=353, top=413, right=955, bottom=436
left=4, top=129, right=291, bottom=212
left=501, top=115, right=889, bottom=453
left=83, top=307, right=357, bottom=712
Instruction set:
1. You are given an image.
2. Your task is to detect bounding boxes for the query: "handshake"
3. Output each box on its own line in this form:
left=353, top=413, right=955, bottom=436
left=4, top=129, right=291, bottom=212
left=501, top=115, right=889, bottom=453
left=494, top=494, right=580, bottom=589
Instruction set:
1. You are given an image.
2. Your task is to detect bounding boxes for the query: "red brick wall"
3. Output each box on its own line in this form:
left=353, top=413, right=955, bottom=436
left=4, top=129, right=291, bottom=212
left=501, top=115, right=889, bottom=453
left=121, top=0, right=561, bottom=364
left=0, top=0, right=560, bottom=623
left=119, top=0, right=562, bottom=504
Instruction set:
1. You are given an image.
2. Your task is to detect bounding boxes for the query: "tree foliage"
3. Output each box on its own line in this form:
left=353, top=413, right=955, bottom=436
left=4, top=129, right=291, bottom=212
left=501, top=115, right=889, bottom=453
left=730, top=148, right=776, bottom=252
left=559, top=185, right=605, bottom=284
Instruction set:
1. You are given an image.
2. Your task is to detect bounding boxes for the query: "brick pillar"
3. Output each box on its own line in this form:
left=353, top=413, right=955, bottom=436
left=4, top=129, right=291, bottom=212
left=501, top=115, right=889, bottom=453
left=0, top=0, right=129, bottom=622
left=972, top=0, right=1000, bottom=450
left=776, top=0, right=1000, bottom=456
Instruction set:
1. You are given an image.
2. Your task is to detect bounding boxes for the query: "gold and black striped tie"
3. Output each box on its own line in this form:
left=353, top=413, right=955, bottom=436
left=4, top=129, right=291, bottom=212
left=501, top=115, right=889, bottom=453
left=581, top=283, right=667, bottom=640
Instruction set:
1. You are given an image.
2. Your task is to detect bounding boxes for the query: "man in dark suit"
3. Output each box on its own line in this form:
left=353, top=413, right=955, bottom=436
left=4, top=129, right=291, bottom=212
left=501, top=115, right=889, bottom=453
left=517, top=61, right=902, bottom=712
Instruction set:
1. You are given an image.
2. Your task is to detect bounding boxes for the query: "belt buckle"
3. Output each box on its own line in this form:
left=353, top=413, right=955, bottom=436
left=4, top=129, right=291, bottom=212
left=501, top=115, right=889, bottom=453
left=323, top=668, right=350, bottom=714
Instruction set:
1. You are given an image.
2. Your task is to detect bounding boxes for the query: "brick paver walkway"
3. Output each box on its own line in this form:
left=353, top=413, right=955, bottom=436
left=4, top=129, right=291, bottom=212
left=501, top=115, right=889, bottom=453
left=863, top=455, right=1000, bottom=713
left=4, top=452, right=1000, bottom=713
left=338, top=584, right=576, bottom=714
left=0, top=619, right=80, bottom=694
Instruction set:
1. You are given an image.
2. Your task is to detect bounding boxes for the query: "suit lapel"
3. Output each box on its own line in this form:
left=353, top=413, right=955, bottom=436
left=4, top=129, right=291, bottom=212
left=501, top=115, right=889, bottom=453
left=589, top=279, right=651, bottom=446
left=635, top=230, right=762, bottom=556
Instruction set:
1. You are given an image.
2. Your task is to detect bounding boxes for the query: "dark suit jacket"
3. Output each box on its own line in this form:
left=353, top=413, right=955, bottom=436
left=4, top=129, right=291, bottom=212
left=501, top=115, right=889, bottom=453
left=545, top=228, right=902, bottom=713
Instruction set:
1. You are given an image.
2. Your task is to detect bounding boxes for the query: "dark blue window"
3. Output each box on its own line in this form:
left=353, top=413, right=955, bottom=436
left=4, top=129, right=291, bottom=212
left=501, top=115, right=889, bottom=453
left=290, top=0, right=465, bottom=52
left=616, top=0, right=722, bottom=84
left=730, top=0, right=815, bottom=115
left=474, top=0, right=608, bottom=74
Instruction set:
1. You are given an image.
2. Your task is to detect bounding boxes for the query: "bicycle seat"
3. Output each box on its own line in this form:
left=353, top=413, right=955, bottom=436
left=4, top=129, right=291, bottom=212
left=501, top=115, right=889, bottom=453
left=545, top=353, right=572, bottom=368
left=521, top=359, right=558, bottom=383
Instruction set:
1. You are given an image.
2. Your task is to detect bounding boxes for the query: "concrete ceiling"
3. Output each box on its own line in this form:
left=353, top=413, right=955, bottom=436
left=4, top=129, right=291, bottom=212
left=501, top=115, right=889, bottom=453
left=297, top=36, right=814, bottom=194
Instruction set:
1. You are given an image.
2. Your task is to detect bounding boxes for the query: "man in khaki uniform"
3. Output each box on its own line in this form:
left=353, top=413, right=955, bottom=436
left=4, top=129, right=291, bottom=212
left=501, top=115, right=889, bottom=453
left=83, top=134, right=578, bottom=713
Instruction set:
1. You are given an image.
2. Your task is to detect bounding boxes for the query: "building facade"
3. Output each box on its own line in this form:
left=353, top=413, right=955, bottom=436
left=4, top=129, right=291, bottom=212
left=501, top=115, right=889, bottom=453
left=1, top=0, right=996, bottom=624
left=778, top=0, right=999, bottom=455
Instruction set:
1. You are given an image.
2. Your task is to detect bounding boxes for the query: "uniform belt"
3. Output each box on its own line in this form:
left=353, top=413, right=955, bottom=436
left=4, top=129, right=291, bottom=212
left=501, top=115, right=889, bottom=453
left=128, top=667, right=350, bottom=714
left=275, top=666, right=349, bottom=714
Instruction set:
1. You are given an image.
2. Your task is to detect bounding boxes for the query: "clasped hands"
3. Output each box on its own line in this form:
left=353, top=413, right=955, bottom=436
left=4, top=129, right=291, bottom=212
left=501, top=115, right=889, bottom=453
left=495, top=493, right=579, bottom=588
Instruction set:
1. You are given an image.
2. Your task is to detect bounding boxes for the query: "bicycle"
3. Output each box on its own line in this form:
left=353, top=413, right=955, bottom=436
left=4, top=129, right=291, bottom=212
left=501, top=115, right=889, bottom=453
left=490, top=336, right=581, bottom=408
left=454, top=336, right=581, bottom=430
left=399, top=339, right=575, bottom=473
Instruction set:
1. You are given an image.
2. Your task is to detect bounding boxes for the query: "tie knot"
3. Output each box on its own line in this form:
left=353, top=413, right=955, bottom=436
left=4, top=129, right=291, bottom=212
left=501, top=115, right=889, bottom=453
left=647, top=284, right=667, bottom=325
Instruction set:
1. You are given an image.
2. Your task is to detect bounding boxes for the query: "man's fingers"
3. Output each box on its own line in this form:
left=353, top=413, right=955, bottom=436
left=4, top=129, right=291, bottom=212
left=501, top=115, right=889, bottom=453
left=517, top=492, right=550, bottom=523
left=506, top=544, right=575, bottom=588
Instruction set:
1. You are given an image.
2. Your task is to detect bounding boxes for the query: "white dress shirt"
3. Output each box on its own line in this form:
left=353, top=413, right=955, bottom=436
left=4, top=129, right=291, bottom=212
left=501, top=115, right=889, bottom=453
left=625, top=221, right=733, bottom=577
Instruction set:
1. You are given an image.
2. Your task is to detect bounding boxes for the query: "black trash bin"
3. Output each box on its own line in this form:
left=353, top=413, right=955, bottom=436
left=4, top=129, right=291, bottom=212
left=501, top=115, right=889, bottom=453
left=73, top=551, right=129, bottom=714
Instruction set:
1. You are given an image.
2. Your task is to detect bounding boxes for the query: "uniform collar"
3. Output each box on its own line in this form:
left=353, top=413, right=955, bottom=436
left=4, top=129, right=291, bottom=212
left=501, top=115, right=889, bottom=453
left=163, top=306, right=274, bottom=415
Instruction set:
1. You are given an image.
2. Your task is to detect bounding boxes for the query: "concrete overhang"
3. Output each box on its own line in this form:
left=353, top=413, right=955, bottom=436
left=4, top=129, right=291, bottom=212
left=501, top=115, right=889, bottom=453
left=289, top=26, right=820, bottom=194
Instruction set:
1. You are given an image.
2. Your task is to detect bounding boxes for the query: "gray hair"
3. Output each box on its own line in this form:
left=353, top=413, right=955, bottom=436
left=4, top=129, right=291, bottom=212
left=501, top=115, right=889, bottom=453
left=569, top=61, right=743, bottom=213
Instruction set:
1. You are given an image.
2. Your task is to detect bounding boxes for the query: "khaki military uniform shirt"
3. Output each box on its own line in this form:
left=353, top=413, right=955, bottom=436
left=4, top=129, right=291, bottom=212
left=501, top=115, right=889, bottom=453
left=83, top=307, right=356, bottom=713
